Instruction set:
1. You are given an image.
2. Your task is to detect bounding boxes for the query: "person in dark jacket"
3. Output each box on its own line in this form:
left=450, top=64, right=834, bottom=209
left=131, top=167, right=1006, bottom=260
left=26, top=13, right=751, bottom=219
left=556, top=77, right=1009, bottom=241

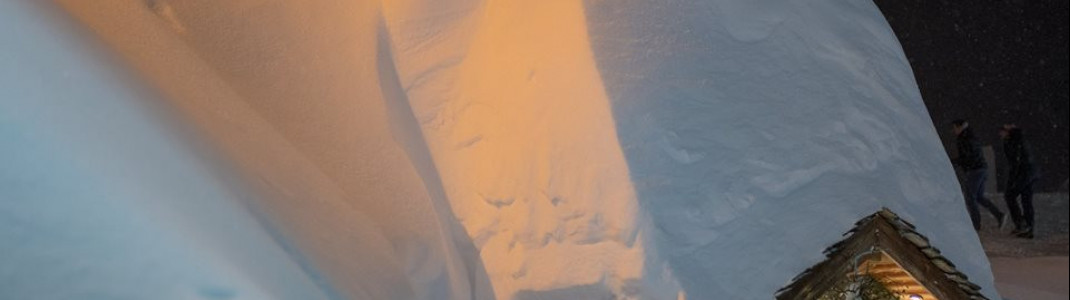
left=951, top=119, right=1007, bottom=231
left=1000, top=125, right=1038, bottom=238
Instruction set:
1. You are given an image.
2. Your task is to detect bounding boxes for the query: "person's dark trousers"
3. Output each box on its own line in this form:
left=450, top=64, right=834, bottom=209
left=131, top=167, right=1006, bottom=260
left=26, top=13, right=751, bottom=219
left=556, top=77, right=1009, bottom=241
left=1004, top=179, right=1036, bottom=231
left=964, top=168, right=1004, bottom=230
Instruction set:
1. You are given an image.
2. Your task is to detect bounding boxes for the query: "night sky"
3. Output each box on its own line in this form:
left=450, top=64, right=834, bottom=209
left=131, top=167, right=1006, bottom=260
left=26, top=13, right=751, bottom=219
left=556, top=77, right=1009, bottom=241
left=874, top=0, right=1069, bottom=191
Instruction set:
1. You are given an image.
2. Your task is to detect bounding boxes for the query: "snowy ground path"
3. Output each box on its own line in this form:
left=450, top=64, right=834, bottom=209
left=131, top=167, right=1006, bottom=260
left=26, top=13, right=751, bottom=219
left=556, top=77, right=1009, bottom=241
left=990, top=256, right=1068, bottom=300
left=975, top=193, right=1069, bottom=299
left=978, top=193, right=1069, bottom=257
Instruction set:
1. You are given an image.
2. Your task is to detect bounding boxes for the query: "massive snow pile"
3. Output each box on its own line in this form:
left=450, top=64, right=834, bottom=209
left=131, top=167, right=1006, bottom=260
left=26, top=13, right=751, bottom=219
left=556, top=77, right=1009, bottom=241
left=584, top=1, right=999, bottom=299
left=2, top=0, right=998, bottom=299
left=1, top=2, right=333, bottom=299
left=5, top=1, right=491, bottom=299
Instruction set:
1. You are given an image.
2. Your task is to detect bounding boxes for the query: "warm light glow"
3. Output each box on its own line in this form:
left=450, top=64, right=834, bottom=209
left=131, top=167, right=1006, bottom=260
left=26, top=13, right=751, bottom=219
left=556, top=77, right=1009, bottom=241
left=855, top=252, right=937, bottom=300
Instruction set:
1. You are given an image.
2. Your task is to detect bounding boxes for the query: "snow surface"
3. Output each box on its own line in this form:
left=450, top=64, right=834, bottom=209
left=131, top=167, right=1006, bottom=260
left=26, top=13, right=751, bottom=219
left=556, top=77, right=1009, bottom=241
left=1, top=2, right=331, bottom=299
left=991, top=256, right=1069, bottom=300
left=7, top=1, right=491, bottom=299
left=3, top=0, right=1000, bottom=299
left=584, top=1, right=999, bottom=299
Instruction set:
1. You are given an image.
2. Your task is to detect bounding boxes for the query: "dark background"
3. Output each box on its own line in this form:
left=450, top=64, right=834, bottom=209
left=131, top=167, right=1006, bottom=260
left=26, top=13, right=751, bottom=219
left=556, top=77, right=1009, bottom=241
left=874, top=0, right=1069, bottom=192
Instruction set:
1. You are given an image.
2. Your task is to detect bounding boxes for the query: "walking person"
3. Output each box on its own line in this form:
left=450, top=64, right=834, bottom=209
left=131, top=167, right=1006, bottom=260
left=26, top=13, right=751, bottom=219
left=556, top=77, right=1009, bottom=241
left=1000, top=124, right=1038, bottom=238
left=951, top=119, right=1007, bottom=231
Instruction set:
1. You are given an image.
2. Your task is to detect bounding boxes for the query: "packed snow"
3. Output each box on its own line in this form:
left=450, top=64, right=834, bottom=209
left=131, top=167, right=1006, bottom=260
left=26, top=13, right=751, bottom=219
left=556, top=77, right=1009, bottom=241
left=1, top=2, right=332, bottom=299
left=3, top=0, right=1002, bottom=299
left=585, top=1, right=999, bottom=299
left=7, top=1, right=491, bottom=299
left=990, top=256, right=1068, bottom=300
left=981, top=193, right=1069, bottom=300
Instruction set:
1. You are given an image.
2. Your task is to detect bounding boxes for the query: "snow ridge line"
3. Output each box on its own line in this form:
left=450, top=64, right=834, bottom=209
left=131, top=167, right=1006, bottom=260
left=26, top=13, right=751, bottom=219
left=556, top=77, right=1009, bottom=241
left=375, top=14, right=492, bottom=300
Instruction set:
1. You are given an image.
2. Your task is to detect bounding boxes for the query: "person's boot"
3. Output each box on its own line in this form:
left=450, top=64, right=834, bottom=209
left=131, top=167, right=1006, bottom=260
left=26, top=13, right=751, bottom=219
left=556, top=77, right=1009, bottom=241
left=998, top=213, right=1011, bottom=231
left=1011, top=226, right=1029, bottom=236
left=1015, top=227, right=1034, bottom=239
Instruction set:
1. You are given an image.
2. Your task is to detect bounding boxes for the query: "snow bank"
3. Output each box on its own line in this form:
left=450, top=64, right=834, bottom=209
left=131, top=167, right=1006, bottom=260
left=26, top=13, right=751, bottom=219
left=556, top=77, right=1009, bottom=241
left=384, top=0, right=999, bottom=298
left=4, top=0, right=998, bottom=299
left=585, top=0, right=999, bottom=299
left=2, top=2, right=330, bottom=299
left=5, top=1, right=492, bottom=299
left=382, top=1, right=661, bottom=299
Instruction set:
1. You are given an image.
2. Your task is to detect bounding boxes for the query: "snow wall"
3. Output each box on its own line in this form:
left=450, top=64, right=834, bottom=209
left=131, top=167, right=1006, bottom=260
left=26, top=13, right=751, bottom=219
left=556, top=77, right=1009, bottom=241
left=2, top=0, right=998, bottom=299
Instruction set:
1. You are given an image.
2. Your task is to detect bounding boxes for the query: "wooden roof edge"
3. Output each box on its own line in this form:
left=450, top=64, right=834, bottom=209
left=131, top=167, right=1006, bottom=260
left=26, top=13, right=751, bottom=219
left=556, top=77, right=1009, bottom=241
left=777, top=208, right=992, bottom=300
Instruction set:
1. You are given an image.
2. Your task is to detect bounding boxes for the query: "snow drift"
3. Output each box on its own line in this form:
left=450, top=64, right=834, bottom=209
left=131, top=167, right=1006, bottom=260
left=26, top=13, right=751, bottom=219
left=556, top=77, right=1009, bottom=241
left=2, top=0, right=999, bottom=299
left=6, top=1, right=492, bottom=299
left=585, top=1, right=999, bottom=298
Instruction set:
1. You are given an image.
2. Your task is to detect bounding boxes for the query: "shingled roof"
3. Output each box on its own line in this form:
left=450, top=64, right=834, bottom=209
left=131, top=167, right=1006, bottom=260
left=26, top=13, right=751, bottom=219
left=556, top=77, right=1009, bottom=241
left=776, top=208, right=990, bottom=300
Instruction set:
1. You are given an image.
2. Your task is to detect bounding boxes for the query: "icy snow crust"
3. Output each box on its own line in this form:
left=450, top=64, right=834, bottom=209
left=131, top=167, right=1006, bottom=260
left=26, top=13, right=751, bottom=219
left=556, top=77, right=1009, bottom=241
left=2, top=0, right=998, bottom=299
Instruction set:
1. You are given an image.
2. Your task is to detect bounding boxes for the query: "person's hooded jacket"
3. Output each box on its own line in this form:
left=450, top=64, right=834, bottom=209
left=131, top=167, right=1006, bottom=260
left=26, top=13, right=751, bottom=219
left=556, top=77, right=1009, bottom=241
left=955, top=127, right=986, bottom=171
left=1003, top=128, right=1038, bottom=189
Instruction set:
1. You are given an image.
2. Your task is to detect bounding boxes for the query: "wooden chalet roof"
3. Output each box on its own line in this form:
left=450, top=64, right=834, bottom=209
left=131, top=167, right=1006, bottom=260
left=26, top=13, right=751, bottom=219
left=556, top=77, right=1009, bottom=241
left=775, top=208, right=990, bottom=300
